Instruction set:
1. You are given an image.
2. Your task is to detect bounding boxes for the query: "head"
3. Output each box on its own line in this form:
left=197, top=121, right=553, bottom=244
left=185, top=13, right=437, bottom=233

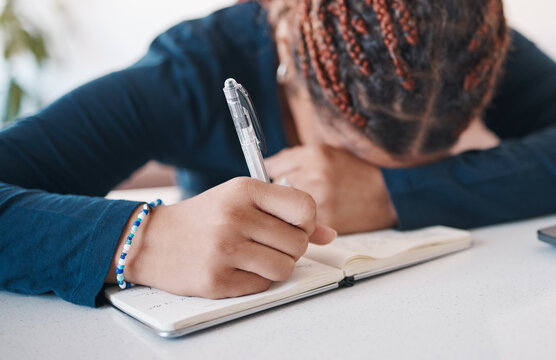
left=268, top=0, right=510, bottom=167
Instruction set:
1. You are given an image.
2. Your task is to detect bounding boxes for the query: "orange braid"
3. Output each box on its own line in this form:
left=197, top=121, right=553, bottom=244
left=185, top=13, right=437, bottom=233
left=289, top=0, right=510, bottom=155
left=367, top=0, right=416, bottom=90
left=391, top=0, right=419, bottom=46
left=296, top=0, right=419, bottom=127
left=333, top=0, right=372, bottom=77
left=464, top=0, right=508, bottom=92
left=298, top=0, right=366, bottom=127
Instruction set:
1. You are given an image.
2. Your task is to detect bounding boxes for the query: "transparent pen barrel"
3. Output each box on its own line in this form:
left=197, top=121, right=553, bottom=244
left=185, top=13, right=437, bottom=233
left=240, top=128, right=269, bottom=182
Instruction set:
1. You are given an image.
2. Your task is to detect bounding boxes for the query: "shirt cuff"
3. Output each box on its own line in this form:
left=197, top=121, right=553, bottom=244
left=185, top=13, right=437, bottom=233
left=70, top=199, right=142, bottom=307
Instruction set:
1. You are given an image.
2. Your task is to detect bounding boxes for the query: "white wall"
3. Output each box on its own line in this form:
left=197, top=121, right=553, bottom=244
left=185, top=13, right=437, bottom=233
left=22, top=0, right=234, bottom=106
left=7, top=0, right=556, bottom=115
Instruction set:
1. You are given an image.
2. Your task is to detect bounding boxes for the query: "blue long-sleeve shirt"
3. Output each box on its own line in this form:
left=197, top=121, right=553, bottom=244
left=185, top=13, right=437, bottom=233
left=1, top=2, right=555, bottom=307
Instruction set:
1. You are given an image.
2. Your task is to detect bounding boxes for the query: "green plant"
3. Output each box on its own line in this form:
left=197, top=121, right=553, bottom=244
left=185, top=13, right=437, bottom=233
left=0, top=0, right=50, bottom=126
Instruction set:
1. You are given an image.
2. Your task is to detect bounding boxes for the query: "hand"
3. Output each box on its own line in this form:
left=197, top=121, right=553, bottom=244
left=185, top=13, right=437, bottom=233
left=264, top=144, right=397, bottom=234
left=106, top=178, right=336, bottom=299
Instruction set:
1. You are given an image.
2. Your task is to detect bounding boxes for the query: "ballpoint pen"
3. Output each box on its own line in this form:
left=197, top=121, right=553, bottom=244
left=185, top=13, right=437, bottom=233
left=223, top=78, right=270, bottom=183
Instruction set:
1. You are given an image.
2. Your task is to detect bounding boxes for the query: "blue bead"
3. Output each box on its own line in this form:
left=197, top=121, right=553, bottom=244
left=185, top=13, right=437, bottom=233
left=120, top=254, right=126, bottom=259
left=133, top=221, right=140, bottom=226
left=142, top=209, right=148, bottom=215
left=125, top=282, right=131, bottom=289
left=136, top=217, right=142, bottom=223
left=117, top=264, right=124, bottom=270
left=148, top=202, right=155, bottom=207
left=116, top=268, right=123, bottom=274
left=129, top=233, right=134, bottom=239
left=156, top=199, right=162, bottom=205
left=125, top=240, right=132, bottom=245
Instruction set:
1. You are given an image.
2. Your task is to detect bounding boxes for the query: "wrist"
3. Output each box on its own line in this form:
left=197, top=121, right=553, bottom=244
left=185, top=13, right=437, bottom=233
left=104, top=202, right=164, bottom=286
left=105, top=205, right=143, bottom=284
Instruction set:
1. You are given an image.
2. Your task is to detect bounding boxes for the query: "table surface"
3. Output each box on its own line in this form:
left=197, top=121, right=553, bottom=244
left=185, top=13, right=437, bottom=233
left=2, top=187, right=556, bottom=359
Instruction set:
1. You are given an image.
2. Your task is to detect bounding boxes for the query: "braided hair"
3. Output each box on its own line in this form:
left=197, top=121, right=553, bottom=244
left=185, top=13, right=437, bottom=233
left=289, top=0, right=509, bottom=156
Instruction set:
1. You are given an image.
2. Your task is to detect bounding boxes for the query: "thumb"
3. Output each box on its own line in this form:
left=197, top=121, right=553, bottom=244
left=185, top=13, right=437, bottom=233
left=309, top=222, right=337, bottom=245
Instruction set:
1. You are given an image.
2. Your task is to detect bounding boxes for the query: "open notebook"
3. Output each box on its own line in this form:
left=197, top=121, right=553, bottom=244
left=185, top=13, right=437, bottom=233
left=105, top=226, right=471, bottom=337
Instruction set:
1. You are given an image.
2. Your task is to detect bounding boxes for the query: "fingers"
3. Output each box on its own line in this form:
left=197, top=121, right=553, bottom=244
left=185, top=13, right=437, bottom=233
left=201, top=269, right=272, bottom=299
left=231, top=240, right=296, bottom=282
left=245, top=209, right=309, bottom=260
left=245, top=180, right=317, bottom=236
left=309, top=222, right=337, bottom=245
left=221, top=270, right=272, bottom=298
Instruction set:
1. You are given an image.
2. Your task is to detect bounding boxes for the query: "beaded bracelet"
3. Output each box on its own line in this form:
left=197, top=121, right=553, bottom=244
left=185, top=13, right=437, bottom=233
left=116, top=199, right=163, bottom=289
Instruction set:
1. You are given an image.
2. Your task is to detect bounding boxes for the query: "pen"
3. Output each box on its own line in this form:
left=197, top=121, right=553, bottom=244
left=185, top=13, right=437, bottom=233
left=223, top=78, right=270, bottom=183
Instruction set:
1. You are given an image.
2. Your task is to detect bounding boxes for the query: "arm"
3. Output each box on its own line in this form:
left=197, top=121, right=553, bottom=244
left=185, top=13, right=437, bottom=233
left=0, top=2, right=333, bottom=306
left=263, top=31, right=556, bottom=232
left=0, top=12, right=233, bottom=305
left=382, top=31, right=556, bottom=230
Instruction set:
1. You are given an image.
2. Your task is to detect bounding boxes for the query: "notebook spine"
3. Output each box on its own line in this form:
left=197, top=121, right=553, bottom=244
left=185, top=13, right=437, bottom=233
left=338, top=276, right=355, bottom=288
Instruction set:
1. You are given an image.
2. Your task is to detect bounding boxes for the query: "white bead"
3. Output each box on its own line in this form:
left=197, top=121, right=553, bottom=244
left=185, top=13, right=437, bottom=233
left=143, top=204, right=149, bottom=210
left=119, top=282, right=126, bottom=289
left=138, top=212, right=146, bottom=221
left=118, top=259, right=126, bottom=266
left=123, top=244, right=131, bottom=252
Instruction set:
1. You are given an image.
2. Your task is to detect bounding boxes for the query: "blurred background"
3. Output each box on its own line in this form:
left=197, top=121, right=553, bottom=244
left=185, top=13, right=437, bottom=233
left=0, top=0, right=553, bottom=186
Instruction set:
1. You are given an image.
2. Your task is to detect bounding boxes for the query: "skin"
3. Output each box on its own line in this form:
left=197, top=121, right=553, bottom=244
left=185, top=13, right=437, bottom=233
left=106, top=179, right=337, bottom=298
left=105, top=3, right=501, bottom=298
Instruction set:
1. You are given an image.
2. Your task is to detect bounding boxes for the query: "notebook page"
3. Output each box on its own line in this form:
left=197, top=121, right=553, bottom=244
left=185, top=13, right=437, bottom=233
left=305, top=226, right=470, bottom=267
left=106, top=257, right=343, bottom=331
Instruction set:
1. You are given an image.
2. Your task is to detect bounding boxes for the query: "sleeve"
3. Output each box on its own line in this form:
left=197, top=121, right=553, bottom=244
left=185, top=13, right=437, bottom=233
left=382, top=31, right=556, bottom=230
left=0, top=16, right=228, bottom=306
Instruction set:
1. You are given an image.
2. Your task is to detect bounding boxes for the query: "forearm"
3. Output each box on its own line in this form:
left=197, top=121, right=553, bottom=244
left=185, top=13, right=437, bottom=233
left=0, top=182, right=141, bottom=306
left=382, top=127, right=556, bottom=230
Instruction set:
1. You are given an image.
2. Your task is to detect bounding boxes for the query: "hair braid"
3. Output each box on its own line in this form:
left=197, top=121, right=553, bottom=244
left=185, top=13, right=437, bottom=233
left=391, top=0, right=419, bottom=47
left=334, top=0, right=372, bottom=77
left=298, top=0, right=368, bottom=127
left=287, top=0, right=510, bottom=156
left=464, top=0, right=508, bottom=93
left=367, top=0, right=416, bottom=91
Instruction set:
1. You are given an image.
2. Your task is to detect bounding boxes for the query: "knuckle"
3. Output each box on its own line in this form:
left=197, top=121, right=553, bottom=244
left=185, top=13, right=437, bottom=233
left=219, top=203, right=247, bottom=224
left=226, top=177, right=253, bottom=196
left=213, top=236, right=239, bottom=258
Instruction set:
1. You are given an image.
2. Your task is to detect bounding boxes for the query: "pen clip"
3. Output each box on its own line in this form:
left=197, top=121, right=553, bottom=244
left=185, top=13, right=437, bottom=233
left=237, top=85, right=267, bottom=155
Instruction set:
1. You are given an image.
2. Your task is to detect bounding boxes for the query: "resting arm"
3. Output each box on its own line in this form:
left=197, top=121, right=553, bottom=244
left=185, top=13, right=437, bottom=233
left=383, top=31, right=556, bottom=230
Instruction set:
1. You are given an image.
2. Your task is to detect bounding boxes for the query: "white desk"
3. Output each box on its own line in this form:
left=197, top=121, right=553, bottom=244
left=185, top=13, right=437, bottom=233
left=2, top=188, right=556, bottom=359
